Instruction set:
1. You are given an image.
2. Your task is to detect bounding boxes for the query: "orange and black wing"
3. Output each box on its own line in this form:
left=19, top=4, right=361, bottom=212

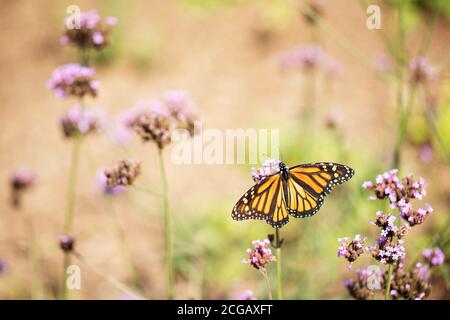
left=232, top=174, right=289, bottom=228
left=286, top=162, right=354, bottom=218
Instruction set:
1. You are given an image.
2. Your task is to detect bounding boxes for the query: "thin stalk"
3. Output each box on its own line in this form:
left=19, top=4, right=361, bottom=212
left=23, top=212, right=44, bottom=299
left=73, top=252, right=145, bottom=299
left=62, top=132, right=83, bottom=300
left=260, top=268, right=273, bottom=300
left=275, top=227, right=282, bottom=300
left=109, top=200, right=144, bottom=290
left=385, top=264, right=394, bottom=300
left=158, top=148, right=174, bottom=299
left=393, top=85, right=417, bottom=169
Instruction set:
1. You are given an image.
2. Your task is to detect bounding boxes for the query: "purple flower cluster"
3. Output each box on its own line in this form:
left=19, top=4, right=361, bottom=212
left=123, top=90, right=198, bottom=149
left=0, top=258, right=7, bottom=275
left=344, top=268, right=383, bottom=300
left=389, top=262, right=432, bottom=300
left=337, top=235, right=369, bottom=267
left=242, top=239, right=276, bottom=270
left=94, top=170, right=125, bottom=196
left=278, top=44, right=342, bottom=76
left=48, top=63, right=99, bottom=99
left=422, top=247, right=445, bottom=267
left=61, top=10, right=117, bottom=49
left=363, top=169, right=432, bottom=227
left=60, top=105, right=102, bottom=138
left=251, top=159, right=281, bottom=183
left=409, top=56, right=437, bottom=83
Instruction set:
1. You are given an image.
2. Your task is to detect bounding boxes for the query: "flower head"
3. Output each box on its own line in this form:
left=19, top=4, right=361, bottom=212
left=409, top=56, right=437, bottom=83
left=242, top=239, right=276, bottom=269
left=59, top=234, right=75, bottom=253
left=104, top=159, right=141, bottom=188
left=337, top=235, right=369, bottom=267
left=60, top=105, right=102, bottom=138
left=9, top=168, right=35, bottom=208
left=251, top=159, right=281, bottom=183
left=48, top=63, right=99, bottom=99
left=94, top=170, right=125, bottom=196
left=62, top=10, right=117, bottom=49
left=163, top=90, right=198, bottom=136
left=422, top=247, right=445, bottom=267
left=233, top=290, right=257, bottom=300
left=344, top=268, right=383, bottom=300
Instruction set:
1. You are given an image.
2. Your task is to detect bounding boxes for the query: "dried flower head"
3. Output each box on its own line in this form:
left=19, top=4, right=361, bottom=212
left=422, top=247, right=445, bottom=267
left=251, top=159, right=281, bottom=183
left=48, top=63, right=99, bottom=99
left=60, top=105, right=102, bottom=138
left=59, top=234, right=75, bottom=253
left=337, top=235, right=369, bottom=267
left=61, top=10, right=117, bottom=49
left=94, top=170, right=125, bottom=196
left=104, top=159, right=141, bottom=188
left=242, top=239, right=276, bottom=270
left=9, top=168, right=35, bottom=208
left=409, top=56, right=437, bottom=83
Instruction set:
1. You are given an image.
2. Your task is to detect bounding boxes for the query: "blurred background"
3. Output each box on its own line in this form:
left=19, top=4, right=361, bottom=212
left=0, top=0, right=449, bottom=299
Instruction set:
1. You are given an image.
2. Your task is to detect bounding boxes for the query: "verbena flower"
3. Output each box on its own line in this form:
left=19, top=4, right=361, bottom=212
left=163, top=90, right=198, bottom=136
left=9, top=168, right=35, bottom=208
left=94, top=170, right=125, bottom=196
left=61, top=9, right=117, bottom=49
left=242, top=239, right=276, bottom=270
left=0, top=258, right=6, bottom=275
left=337, top=235, right=369, bottom=267
left=389, top=262, right=431, bottom=300
left=233, top=290, right=257, bottom=300
left=409, top=56, right=437, bottom=83
left=124, top=91, right=199, bottom=148
left=48, top=63, right=99, bottom=99
left=344, top=268, right=384, bottom=300
left=398, top=202, right=433, bottom=227
left=422, top=247, right=445, bottom=267
left=59, top=234, right=75, bottom=253
left=251, top=159, right=281, bottom=183
left=362, top=169, right=427, bottom=208
left=60, top=105, right=102, bottom=138
left=278, top=44, right=341, bottom=76
left=104, top=159, right=141, bottom=188
left=373, top=53, right=395, bottom=72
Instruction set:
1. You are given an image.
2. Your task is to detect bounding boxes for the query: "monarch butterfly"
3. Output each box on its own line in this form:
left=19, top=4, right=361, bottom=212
left=232, top=162, right=354, bottom=228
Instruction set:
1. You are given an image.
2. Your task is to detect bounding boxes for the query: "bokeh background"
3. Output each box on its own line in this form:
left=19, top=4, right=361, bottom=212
left=0, top=0, right=449, bottom=299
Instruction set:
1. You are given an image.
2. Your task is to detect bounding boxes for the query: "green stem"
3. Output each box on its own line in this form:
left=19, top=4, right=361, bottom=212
left=24, top=212, right=44, bottom=299
left=158, top=148, right=174, bottom=299
left=385, top=264, right=393, bottom=300
left=260, top=268, right=273, bottom=300
left=73, top=252, right=145, bottom=299
left=109, top=200, right=143, bottom=290
left=275, top=228, right=282, bottom=300
left=62, top=132, right=83, bottom=300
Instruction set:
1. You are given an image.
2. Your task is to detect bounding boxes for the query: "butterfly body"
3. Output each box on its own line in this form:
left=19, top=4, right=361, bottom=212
left=232, top=162, right=354, bottom=228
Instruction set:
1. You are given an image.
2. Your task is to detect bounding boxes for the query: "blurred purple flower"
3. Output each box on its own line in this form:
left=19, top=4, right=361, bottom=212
left=410, top=56, right=437, bottom=83
left=60, top=105, right=102, bottom=138
left=94, top=170, right=125, bottom=196
left=422, top=247, right=445, bottom=267
left=374, top=53, right=395, bottom=72
left=9, top=168, right=35, bottom=208
left=0, top=258, right=6, bottom=275
left=59, top=234, right=75, bottom=253
left=233, top=290, right=256, bottom=300
left=48, top=63, right=98, bottom=99
left=419, top=144, right=433, bottom=164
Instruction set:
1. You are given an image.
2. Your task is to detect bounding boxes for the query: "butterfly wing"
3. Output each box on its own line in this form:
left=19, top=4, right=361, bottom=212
left=232, top=174, right=289, bottom=228
left=286, top=162, right=354, bottom=218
